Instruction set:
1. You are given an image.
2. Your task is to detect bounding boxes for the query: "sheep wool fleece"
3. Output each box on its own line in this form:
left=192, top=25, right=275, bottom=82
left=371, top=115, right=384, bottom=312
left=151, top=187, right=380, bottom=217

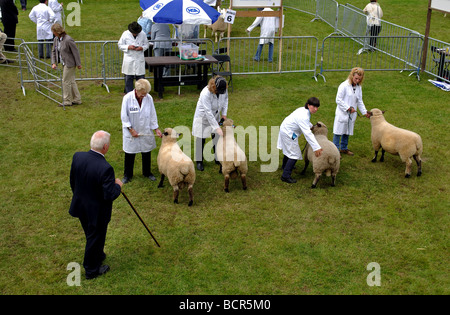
left=121, top=91, right=159, bottom=154
left=277, top=107, right=321, bottom=160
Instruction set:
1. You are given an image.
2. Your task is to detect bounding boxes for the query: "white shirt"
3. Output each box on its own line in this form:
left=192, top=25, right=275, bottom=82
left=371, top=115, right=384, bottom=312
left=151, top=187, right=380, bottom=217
left=118, top=30, right=149, bottom=76
left=48, top=0, right=64, bottom=25
left=246, top=8, right=279, bottom=45
left=192, top=86, right=228, bottom=138
left=333, top=80, right=367, bottom=135
left=121, top=90, right=159, bottom=154
left=277, top=107, right=321, bottom=160
left=29, top=3, right=55, bottom=40
left=363, top=2, right=383, bottom=26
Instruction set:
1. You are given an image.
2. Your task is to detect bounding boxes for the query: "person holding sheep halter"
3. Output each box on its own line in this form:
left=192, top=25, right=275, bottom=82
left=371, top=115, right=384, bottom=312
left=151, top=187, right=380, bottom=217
left=333, top=67, right=371, bottom=156
left=121, top=79, right=162, bottom=184
left=192, top=76, right=228, bottom=171
left=277, top=97, right=323, bottom=184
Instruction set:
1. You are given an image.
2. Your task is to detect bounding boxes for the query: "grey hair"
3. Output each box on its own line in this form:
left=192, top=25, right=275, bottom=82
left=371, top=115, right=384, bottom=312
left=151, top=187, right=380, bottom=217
left=90, top=130, right=111, bottom=151
left=135, top=79, right=151, bottom=93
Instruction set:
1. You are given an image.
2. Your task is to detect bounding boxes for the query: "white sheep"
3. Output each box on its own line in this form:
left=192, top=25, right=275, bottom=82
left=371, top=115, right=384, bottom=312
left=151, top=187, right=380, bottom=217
left=157, top=128, right=196, bottom=206
left=300, top=122, right=340, bottom=188
left=368, top=108, right=423, bottom=177
left=204, top=7, right=229, bottom=42
left=215, top=119, right=248, bottom=192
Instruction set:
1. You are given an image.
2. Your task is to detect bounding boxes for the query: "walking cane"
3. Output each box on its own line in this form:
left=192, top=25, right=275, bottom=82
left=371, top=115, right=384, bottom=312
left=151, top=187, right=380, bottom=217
left=122, top=192, right=161, bottom=247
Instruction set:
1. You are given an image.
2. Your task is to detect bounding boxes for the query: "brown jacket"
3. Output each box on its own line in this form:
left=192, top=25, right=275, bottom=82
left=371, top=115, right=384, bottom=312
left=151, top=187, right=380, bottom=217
left=51, top=34, right=81, bottom=68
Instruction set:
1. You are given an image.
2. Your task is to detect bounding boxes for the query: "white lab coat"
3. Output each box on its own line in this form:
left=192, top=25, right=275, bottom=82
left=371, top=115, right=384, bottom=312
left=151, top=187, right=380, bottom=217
left=277, top=107, right=321, bottom=160
left=192, top=86, right=228, bottom=138
left=29, top=3, right=55, bottom=40
left=121, top=90, right=159, bottom=154
left=48, top=0, right=63, bottom=26
left=246, top=8, right=279, bottom=45
left=333, top=80, right=367, bottom=135
left=118, top=30, right=149, bottom=76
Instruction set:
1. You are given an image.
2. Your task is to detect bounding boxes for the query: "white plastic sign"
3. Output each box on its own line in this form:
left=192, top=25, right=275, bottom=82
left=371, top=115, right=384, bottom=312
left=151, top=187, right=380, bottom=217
left=224, top=9, right=237, bottom=24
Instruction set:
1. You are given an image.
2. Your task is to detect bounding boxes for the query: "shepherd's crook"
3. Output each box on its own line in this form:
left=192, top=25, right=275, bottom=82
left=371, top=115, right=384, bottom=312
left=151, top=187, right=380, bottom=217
left=122, top=192, right=161, bottom=247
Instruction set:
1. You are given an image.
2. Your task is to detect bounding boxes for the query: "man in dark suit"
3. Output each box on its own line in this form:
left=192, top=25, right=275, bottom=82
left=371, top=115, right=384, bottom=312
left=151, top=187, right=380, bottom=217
left=69, top=130, right=123, bottom=279
left=0, top=0, right=19, bottom=51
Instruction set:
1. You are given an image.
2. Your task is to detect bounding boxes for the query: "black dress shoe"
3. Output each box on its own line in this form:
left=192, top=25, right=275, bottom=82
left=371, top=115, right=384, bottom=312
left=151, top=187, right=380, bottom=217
left=86, top=265, right=110, bottom=280
left=197, top=162, right=204, bottom=171
left=147, top=173, right=156, bottom=181
left=122, top=177, right=131, bottom=184
left=281, top=176, right=297, bottom=183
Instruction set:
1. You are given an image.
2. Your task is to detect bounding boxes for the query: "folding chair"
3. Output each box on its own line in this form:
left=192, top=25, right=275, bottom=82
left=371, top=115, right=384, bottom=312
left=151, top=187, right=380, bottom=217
left=212, top=54, right=233, bottom=92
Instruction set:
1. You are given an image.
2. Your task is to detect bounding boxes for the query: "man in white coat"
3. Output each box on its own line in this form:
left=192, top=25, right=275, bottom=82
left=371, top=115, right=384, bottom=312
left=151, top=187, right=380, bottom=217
left=29, top=0, right=55, bottom=59
left=192, top=76, right=228, bottom=171
left=246, top=7, right=279, bottom=62
left=48, top=0, right=63, bottom=26
left=121, top=79, right=162, bottom=183
left=118, top=22, right=149, bottom=94
left=333, top=67, right=370, bottom=156
left=277, top=97, right=323, bottom=183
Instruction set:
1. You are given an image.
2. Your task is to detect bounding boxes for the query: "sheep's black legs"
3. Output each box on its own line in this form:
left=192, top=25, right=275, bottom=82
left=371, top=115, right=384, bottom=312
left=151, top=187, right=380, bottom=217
left=331, top=175, right=336, bottom=187
left=224, top=175, right=230, bottom=193
left=188, top=186, right=194, bottom=207
left=241, top=174, right=247, bottom=190
left=311, top=174, right=321, bottom=188
left=173, top=189, right=179, bottom=204
left=380, top=149, right=385, bottom=162
left=372, top=150, right=378, bottom=162
left=413, top=155, right=422, bottom=176
left=158, top=174, right=165, bottom=188
left=300, top=159, right=309, bottom=175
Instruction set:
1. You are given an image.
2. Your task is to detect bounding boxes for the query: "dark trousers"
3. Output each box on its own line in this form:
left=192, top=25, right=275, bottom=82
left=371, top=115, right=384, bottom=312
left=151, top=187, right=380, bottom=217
left=282, top=155, right=297, bottom=178
left=3, top=23, right=17, bottom=51
left=124, top=74, right=145, bottom=94
left=195, top=135, right=219, bottom=162
left=38, top=39, right=52, bottom=58
left=124, top=151, right=151, bottom=179
left=369, top=25, right=381, bottom=47
left=79, top=214, right=108, bottom=277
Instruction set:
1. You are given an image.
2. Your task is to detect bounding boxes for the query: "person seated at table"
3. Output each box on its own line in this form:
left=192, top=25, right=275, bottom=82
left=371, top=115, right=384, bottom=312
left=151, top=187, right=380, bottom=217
left=151, top=23, right=172, bottom=77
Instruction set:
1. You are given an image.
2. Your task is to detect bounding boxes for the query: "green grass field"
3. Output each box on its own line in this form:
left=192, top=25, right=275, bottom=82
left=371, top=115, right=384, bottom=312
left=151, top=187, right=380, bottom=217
left=0, top=0, right=449, bottom=295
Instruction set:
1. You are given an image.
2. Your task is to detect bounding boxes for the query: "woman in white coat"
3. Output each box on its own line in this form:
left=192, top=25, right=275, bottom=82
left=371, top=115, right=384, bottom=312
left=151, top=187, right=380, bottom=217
left=333, top=67, right=370, bottom=156
left=192, top=76, right=228, bottom=171
left=118, top=22, right=149, bottom=94
left=48, top=0, right=63, bottom=26
left=121, top=79, right=162, bottom=183
left=29, top=0, right=55, bottom=59
left=246, top=7, right=279, bottom=62
left=277, top=97, right=323, bottom=183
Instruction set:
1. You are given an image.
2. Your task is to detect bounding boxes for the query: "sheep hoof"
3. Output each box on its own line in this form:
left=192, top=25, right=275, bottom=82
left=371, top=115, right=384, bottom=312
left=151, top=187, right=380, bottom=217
left=417, top=171, right=422, bottom=177
left=188, top=201, right=193, bottom=207
left=224, top=188, right=229, bottom=193
left=311, top=184, right=317, bottom=189
left=331, top=183, right=335, bottom=187
left=174, top=199, right=179, bottom=204
left=243, top=186, right=247, bottom=190
left=158, top=184, right=163, bottom=188
left=405, top=174, right=411, bottom=178
left=371, top=158, right=377, bottom=163
left=380, top=158, right=384, bottom=162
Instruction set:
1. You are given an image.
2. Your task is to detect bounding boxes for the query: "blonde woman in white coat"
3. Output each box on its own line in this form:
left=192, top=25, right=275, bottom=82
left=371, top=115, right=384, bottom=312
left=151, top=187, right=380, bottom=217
left=192, top=76, right=228, bottom=171
left=332, top=67, right=370, bottom=156
left=121, top=79, right=162, bottom=183
left=118, top=22, right=149, bottom=94
left=277, top=97, right=323, bottom=183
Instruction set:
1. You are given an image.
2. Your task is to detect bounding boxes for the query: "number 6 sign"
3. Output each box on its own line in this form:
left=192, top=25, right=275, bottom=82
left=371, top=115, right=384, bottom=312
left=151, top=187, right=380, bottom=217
left=224, top=9, right=237, bottom=24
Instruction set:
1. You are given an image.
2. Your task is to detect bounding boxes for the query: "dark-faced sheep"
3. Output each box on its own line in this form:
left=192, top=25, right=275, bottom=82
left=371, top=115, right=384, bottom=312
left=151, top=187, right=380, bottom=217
left=157, top=128, right=196, bottom=206
left=215, top=119, right=248, bottom=192
left=368, top=108, right=423, bottom=177
left=300, top=122, right=340, bottom=188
